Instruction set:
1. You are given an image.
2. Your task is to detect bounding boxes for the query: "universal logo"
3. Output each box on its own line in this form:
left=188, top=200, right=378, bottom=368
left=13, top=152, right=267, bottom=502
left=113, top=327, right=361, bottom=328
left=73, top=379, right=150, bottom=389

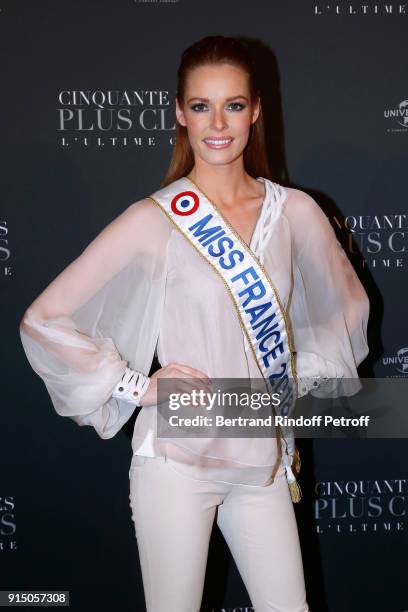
left=385, top=99, right=408, bottom=133
left=314, top=3, right=407, bottom=15
left=0, top=220, right=11, bottom=277
left=315, top=478, right=408, bottom=534
left=0, top=496, right=17, bottom=552
left=331, top=213, right=408, bottom=270
left=58, top=89, right=176, bottom=149
left=382, top=346, right=408, bottom=375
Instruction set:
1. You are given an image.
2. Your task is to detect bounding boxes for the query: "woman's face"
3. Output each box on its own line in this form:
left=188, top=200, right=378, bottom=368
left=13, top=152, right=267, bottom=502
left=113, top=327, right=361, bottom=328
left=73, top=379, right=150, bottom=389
left=175, top=63, right=260, bottom=169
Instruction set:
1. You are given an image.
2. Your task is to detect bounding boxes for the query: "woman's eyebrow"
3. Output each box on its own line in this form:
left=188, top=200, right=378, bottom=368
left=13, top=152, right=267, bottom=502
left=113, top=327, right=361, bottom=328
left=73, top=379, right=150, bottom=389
left=186, top=95, right=249, bottom=103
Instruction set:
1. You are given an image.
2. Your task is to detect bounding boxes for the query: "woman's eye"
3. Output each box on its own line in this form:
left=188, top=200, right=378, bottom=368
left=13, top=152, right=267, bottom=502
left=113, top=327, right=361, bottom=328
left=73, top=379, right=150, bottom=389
left=227, top=102, right=246, bottom=111
left=189, top=102, right=246, bottom=112
left=190, top=103, right=207, bottom=112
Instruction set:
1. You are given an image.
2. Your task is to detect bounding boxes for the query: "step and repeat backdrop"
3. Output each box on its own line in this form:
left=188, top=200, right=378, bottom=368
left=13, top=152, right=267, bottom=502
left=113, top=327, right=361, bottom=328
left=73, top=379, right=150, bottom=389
left=1, top=1, right=407, bottom=610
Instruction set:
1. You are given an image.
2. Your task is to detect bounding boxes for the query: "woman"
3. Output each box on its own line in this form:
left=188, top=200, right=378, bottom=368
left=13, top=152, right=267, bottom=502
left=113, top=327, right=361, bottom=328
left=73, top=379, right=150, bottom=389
left=19, top=36, right=370, bottom=612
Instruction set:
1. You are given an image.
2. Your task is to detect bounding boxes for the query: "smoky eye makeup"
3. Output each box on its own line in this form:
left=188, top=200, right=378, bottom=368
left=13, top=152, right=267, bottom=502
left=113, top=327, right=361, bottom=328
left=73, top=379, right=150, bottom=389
left=189, top=101, right=247, bottom=112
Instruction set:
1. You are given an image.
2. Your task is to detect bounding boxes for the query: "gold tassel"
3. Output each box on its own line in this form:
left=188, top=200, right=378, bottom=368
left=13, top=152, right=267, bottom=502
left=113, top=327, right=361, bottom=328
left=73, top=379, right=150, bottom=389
left=292, top=445, right=301, bottom=476
left=289, top=478, right=303, bottom=503
left=281, top=437, right=303, bottom=503
left=289, top=446, right=303, bottom=503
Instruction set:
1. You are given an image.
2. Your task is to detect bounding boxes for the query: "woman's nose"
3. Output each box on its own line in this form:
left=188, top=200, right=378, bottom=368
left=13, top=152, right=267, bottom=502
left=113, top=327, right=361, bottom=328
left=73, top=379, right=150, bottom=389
left=210, top=108, right=228, bottom=130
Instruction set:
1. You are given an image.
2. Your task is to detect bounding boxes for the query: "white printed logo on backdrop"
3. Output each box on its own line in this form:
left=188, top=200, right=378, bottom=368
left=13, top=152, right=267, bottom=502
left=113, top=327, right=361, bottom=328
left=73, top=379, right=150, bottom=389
left=314, top=3, right=407, bottom=15
left=331, top=213, right=407, bottom=270
left=315, top=477, right=408, bottom=535
left=0, top=221, right=11, bottom=278
left=382, top=347, right=408, bottom=375
left=57, top=89, right=176, bottom=149
left=207, top=608, right=254, bottom=612
left=385, top=99, right=408, bottom=133
left=0, top=496, right=17, bottom=552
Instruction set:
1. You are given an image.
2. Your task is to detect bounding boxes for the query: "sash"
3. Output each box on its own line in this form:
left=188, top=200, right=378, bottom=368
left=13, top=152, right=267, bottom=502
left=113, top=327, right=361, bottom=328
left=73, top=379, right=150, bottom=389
left=148, top=176, right=302, bottom=503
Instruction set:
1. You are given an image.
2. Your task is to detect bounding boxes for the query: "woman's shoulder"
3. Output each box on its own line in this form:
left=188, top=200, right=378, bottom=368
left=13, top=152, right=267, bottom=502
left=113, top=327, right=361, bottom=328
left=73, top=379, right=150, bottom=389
left=279, top=185, right=337, bottom=259
left=279, top=185, right=325, bottom=227
left=260, top=178, right=319, bottom=216
left=127, top=195, right=163, bottom=216
left=125, top=195, right=173, bottom=232
left=127, top=177, right=190, bottom=221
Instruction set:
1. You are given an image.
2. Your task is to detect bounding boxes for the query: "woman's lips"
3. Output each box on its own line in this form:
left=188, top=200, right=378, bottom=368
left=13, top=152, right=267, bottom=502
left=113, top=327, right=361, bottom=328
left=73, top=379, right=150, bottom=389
left=202, top=137, right=234, bottom=149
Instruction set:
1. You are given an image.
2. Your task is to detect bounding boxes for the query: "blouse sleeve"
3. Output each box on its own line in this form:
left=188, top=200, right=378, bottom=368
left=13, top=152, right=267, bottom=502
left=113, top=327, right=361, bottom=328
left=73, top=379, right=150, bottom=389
left=285, top=189, right=370, bottom=398
left=19, top=198, right=171, bottom=438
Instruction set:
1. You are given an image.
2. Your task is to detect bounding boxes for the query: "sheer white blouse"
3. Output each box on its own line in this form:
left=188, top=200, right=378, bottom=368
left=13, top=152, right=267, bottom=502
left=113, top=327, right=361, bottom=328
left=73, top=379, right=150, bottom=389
left=19, top=177, right=370, bottom=485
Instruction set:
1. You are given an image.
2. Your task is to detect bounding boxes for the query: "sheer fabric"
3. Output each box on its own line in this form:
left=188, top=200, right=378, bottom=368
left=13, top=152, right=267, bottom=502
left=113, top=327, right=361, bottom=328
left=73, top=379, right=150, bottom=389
left=19, top=199, right=171, bottom=438
left=19, top=178, right=370, bottom=485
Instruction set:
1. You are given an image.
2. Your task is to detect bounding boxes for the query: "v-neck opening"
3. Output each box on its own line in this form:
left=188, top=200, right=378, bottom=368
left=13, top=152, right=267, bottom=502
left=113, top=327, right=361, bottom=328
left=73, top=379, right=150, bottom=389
left=183, top=175, right=268, bottom=250
left=250, top=177, right=268, bottom=249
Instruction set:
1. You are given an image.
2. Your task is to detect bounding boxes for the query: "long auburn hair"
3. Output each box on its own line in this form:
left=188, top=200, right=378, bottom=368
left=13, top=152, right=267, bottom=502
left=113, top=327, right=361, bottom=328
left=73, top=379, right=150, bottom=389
left=161, top=35, right=273, bottom=188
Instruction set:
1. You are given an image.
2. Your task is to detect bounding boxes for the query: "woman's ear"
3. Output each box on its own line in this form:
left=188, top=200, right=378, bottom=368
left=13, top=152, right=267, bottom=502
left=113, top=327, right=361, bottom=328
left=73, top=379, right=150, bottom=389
left=175, top=96, right=187, bottom=127
left=251, top=96, right=261, bottom=124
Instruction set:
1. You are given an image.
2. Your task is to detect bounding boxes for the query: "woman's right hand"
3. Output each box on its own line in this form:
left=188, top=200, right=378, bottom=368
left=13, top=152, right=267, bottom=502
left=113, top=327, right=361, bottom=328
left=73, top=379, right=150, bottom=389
left=140, top=362, right=212, bottom=407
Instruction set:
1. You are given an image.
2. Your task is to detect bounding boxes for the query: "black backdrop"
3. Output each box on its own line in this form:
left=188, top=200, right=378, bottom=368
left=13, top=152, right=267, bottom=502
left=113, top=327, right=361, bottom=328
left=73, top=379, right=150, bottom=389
left=1, top=1, right=407, bottom=610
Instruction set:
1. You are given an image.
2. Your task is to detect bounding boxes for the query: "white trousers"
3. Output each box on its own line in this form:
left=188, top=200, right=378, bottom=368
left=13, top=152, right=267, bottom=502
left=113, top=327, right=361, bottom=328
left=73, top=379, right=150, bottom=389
left=128, top=455, right=310, bottom=612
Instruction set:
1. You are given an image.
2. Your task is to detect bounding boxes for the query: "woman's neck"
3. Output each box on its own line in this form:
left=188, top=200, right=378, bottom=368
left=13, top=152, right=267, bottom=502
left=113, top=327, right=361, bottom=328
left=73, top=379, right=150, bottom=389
left=187, top=165, right=264, bottom=209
